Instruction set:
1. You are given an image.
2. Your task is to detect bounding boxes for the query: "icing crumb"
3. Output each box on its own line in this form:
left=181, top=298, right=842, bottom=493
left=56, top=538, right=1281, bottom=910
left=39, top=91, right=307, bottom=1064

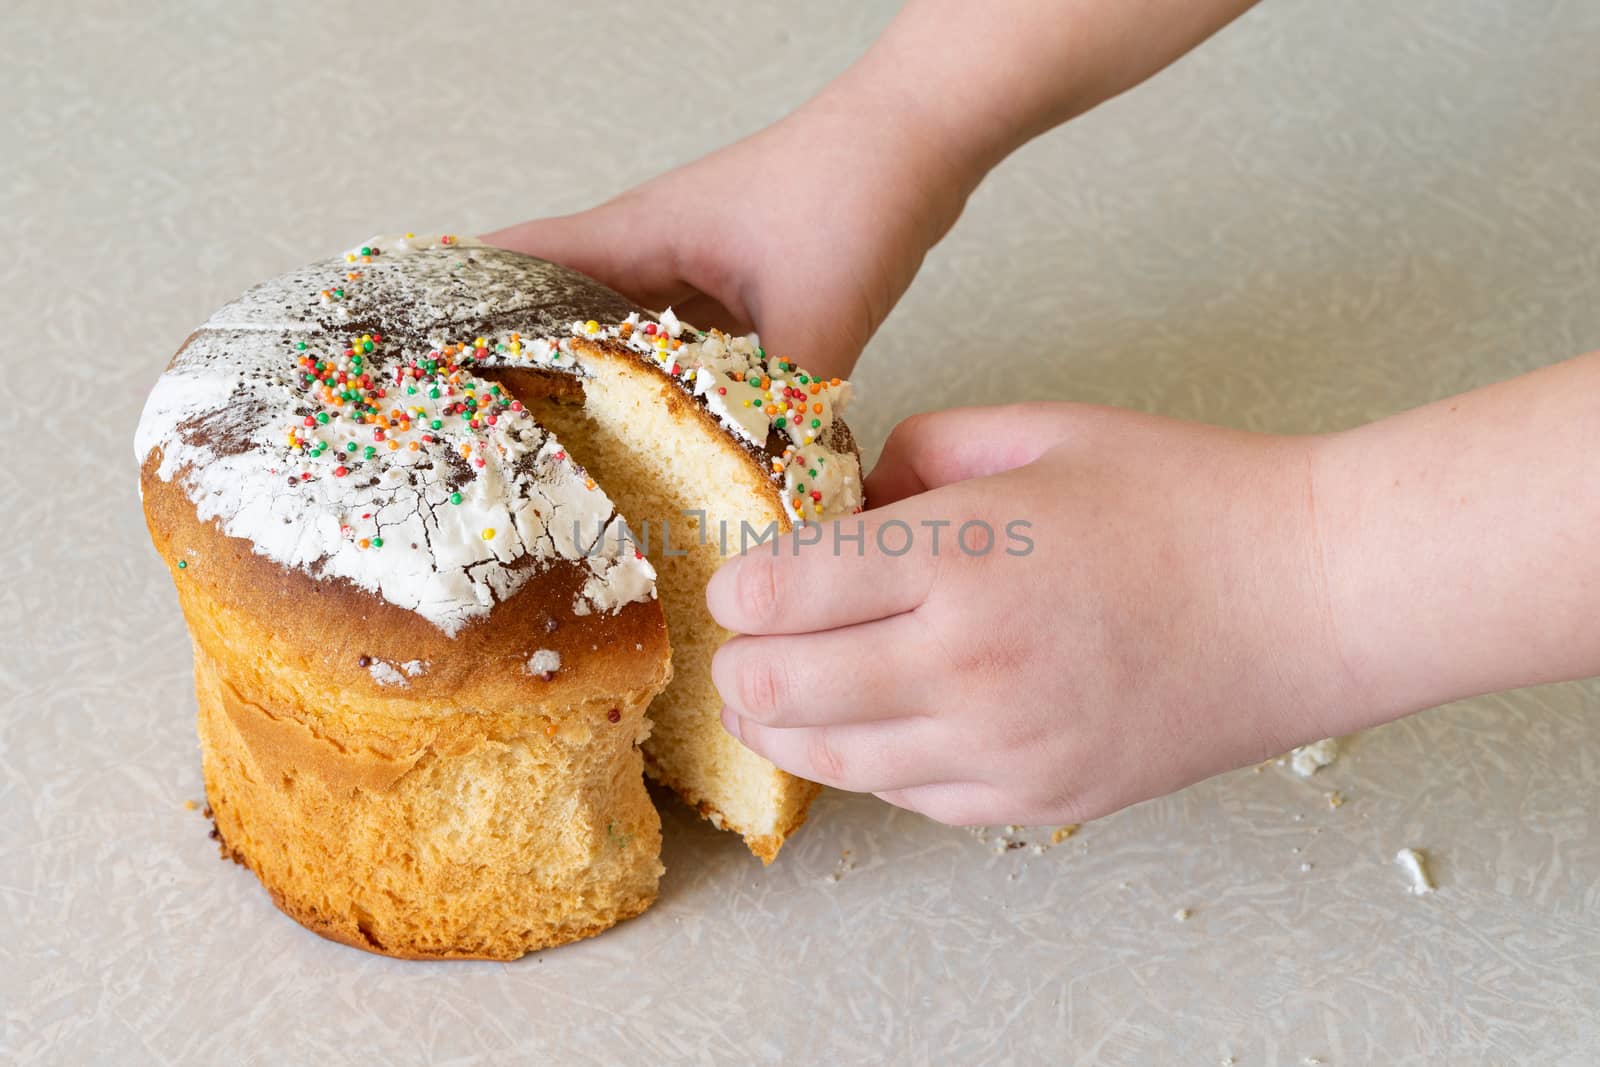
left=1289, top=738, right=1338, bottom=776
left=1395, top=847, right=1436, bottom=895
left=526, top=649, right=562, bottom=678
left=368, top=659, right=407, bottom=687
left=966, top=823, right=1082, bottom=854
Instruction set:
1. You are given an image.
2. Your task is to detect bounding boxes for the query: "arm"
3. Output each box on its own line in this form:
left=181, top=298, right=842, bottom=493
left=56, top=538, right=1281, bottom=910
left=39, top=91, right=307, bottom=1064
left=1318, top=350, right=1600, bottom=724
left=706, top=353, right=1600, bottom=825
left=487, top=0, right=1259, bottom=379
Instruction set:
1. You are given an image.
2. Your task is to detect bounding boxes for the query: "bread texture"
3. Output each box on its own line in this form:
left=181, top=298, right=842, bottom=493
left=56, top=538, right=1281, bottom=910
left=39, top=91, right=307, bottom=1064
left=519, top=351, right=833, bottom=861
left=143, top=427, right=671, bottom=959
left=137, top=235, right=861, bottom=957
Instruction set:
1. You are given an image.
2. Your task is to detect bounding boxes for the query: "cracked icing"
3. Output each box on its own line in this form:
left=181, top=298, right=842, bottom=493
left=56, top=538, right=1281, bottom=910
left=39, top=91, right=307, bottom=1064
left=134, top=235, right=656, bottom=635
left=134, top=234, right=861, bottom=634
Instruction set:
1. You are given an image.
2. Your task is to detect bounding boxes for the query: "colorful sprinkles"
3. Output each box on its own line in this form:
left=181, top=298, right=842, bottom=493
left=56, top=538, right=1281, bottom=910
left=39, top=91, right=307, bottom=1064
left=573, top=311, right=862, bottom=523
left=141, top=235, right=860, bottom=636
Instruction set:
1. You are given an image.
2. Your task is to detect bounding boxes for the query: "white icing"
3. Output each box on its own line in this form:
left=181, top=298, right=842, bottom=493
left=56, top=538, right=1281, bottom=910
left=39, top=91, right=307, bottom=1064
left=352, top=233, right=486, bottom=255
left=657, top=306, right=683, bottom=338
left=1289, top=738, right=1338, bottom=777
left=400, top=659, right=427, bottom=677
left=1395, top=848, right=1435, bottom=894
left=368, top=660, right=407, bottom=687
left=525, top=649, right=561, bottom=677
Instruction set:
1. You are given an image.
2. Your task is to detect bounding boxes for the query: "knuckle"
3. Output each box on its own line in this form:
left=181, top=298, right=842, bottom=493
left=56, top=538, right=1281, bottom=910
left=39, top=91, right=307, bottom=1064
left=1003, top=714, right=1052, bottom=754
left=806, top=729, right=849, bottom=786
left=949, top=638, right=1025, bottom=682
left=892, top=411, right=932, bottom=439
left=738, top=656, right=793, bottom=722
left=735, top=554, right=785, bottom=629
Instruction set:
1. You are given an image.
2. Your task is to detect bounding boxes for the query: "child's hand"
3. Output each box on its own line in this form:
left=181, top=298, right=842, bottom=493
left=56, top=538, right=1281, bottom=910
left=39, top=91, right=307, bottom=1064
left=707, top=403, right=1359, bottom=826
left=486, top=0, right=1260, bottom=382
left=484, top=91, right=971, bottom=383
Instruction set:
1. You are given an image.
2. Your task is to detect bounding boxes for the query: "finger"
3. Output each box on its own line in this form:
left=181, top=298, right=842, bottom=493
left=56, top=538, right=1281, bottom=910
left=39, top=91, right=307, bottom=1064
left=722, top=712, right=952, bottom=793
left=482, top=211, right=699, bottom=311
left=671, top=292, right=750, bottom=337
left=712, top=614, right=931, bottom=729
left=874, top=782, right=1006, bottom=826
left=751, top=294, right=868, bottom=387
left=864, top=404, right=1074, bottom=508
left=705, top=510, right=938, bottom=635
left=737, top=236, right=874, bottom=382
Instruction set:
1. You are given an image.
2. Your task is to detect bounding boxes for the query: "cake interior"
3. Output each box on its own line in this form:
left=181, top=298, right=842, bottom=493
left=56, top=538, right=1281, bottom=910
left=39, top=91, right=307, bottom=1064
left=499, top=355, right=816, bottom=858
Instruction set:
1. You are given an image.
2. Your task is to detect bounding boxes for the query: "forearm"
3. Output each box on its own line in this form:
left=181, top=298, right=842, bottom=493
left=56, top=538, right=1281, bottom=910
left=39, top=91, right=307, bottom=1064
left=1317, top=351, right=1600, bottom=725
left=807, top=0, right=1261, bottom=204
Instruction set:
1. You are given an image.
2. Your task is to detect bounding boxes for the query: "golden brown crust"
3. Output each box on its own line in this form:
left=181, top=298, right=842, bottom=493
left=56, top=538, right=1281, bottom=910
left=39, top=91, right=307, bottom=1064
left=189, top=594, right=665, bottom=961
left=145, top=338, right=675, bottom=959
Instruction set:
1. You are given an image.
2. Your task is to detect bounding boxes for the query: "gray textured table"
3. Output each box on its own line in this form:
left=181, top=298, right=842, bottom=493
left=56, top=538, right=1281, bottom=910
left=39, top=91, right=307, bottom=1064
left=6, top=1, right=1599, bottom=1063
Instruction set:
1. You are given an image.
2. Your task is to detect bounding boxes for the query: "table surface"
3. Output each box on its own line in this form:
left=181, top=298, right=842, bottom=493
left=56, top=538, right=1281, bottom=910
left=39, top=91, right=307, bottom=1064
left=6, top=1, right=1600, bottom=1063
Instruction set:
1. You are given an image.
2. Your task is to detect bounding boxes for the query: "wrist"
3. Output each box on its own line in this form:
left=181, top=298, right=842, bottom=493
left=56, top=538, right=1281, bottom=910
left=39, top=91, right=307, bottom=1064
left=1308, top=420, right=1483, bottom=729
left=795, top=59, right=986, bottom=252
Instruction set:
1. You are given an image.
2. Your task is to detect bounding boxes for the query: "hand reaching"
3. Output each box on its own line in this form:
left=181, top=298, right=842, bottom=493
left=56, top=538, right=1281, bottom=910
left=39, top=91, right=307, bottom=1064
left=485, top=92, right=970, bottom=383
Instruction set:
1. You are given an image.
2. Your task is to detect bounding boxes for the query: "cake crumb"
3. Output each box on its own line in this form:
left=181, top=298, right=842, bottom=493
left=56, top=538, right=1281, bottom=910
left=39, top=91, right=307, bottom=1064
left=1289, top=738, right=1338, bottom=777
left=1051, top=824, right=1078, bottom=845
left=1326, top=790, right=1345, bottom=809
left=1173, top=907, right=1192, bottom=922
left=183, top=799, right=198, bottom=811
left=828, top=848, right=857, bottom=882
left=1395, top=847, right=1436, bottom=895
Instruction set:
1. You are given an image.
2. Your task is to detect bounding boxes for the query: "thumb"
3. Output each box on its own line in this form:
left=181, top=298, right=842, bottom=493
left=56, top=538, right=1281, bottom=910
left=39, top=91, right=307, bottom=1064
left=864, top=403, right=1072, bottom=508
left=482, top=209, right=696, bottom=312
left=482, top=212, right=610, bottom=278
left=754, top=303, right=868, bottom=386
